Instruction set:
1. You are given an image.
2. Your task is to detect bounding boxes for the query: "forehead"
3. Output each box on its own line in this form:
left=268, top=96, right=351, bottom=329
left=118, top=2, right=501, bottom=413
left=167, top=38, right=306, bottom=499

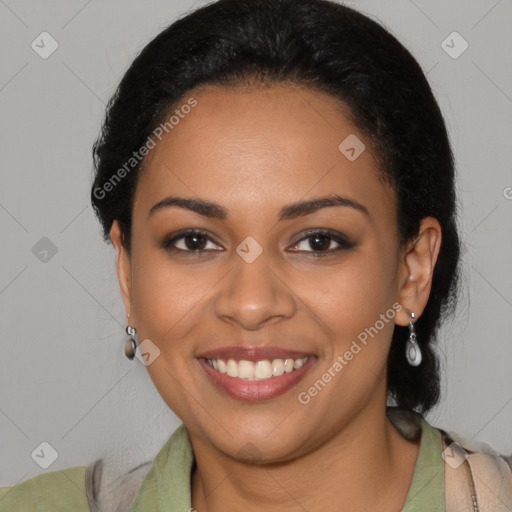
left=134, top=84, right=394, bottom=221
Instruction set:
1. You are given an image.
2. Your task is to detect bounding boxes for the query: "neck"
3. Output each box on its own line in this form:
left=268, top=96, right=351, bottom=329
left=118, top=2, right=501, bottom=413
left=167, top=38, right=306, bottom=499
left=189, top=404, right=420, bottom=512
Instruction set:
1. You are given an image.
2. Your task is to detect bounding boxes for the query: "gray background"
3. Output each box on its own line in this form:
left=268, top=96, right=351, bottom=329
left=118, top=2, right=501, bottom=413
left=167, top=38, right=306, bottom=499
left=1, top=0, right=511, bottom=486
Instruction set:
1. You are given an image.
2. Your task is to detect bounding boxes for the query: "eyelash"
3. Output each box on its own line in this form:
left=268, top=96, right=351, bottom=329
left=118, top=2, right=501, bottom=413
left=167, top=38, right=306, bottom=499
left=162, top=228, right=355, bottom=257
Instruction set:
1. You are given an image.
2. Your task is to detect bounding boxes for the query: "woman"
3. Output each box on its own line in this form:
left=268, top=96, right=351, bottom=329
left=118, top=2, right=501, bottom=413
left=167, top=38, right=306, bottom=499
left=1, top=0, right=511, bottom=510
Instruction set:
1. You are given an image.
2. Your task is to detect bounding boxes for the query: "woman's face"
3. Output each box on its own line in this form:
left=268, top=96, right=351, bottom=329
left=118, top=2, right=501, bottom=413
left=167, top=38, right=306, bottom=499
left=112, top=83, right=417, bottom=462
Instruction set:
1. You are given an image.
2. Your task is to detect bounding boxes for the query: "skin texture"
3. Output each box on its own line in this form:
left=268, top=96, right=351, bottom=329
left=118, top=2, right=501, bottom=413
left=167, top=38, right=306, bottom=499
left=110, top=83, right=442, bottom=511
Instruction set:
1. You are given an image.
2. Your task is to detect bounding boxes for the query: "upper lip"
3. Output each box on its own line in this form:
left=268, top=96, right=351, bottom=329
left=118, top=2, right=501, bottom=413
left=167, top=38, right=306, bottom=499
left=198, top=346, right=315, bottom=362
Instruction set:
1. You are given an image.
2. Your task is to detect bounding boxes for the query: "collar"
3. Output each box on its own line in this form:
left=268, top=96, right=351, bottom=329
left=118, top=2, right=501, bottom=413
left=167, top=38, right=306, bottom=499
left=390, top=408, right=445, bottom=511
left=129, top=407, right=444, bottom=511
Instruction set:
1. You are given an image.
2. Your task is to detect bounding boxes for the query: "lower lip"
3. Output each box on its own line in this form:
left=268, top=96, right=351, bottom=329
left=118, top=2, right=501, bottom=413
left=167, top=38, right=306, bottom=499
left=198, top=357, right=316, bottom=401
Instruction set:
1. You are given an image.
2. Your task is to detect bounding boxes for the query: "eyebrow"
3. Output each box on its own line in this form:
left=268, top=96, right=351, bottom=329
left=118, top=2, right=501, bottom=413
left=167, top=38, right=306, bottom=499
left=147, top=194, right=370, bottom=222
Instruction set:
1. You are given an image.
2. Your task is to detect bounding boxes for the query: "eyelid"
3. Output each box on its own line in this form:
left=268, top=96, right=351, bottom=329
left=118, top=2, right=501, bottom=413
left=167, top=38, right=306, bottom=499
left=163, top=228, right=353, bottom=255
left=288, top=228, right=353, bottom=253
left=162, top=228, right=224, bottom=251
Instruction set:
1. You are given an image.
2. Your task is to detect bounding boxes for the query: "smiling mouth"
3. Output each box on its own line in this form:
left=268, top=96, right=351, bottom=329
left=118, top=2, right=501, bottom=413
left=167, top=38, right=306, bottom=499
left=203, top=357, right=311, bottom=381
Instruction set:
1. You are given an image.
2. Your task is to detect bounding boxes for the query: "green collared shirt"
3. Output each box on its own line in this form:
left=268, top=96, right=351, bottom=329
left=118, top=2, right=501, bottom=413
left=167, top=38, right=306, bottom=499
left=0, top=412, right=445, bottom=511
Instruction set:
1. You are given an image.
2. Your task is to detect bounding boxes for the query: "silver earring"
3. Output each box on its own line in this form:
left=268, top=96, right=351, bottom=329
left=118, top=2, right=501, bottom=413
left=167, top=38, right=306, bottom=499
left=125, top=325, right=138, bottom=360
left=405, top=312, right=422, bottom=366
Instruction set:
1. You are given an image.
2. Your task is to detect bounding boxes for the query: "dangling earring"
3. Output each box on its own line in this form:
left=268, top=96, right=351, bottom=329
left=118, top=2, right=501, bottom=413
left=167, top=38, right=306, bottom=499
left=405, top=311, right=422, bottom=366
left=125, top=325, right=138, bottom=360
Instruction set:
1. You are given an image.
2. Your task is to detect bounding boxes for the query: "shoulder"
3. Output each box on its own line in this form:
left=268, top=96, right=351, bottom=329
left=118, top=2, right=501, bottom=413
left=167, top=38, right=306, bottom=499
left=440, top=427, right=512, bottom=511
left=387, top=407, right=512, bottom=510
left=0, top=425, right=189, bottom=512
left=0, top=459, right=154, bottom=512
left=0, top=465, right=90, bottom=512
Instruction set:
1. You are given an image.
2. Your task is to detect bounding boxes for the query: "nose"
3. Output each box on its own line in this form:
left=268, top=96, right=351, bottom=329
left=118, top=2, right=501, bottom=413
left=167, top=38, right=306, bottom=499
left=213, top=250, right=297, bottom=331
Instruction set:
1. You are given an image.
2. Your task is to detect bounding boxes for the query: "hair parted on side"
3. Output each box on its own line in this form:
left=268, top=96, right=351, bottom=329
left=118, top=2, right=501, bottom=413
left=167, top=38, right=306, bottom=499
left=91, top=0, right=461, bottom=414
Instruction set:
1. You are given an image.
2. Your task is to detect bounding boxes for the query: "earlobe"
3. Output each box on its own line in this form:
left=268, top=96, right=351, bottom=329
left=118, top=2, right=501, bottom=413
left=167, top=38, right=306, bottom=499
left=396, top=217, right=442, bottom=326
left=110, top=220, right=133, bottom=322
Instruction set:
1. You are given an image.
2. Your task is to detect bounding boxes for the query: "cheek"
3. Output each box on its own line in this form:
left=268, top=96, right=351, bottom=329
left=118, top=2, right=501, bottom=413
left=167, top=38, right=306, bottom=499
left=128, top=246, right=207, bottom=421
left=302, top=249, right=400, bottom=406
left=303, top=244, right=399, bottom=339
left=294, top=251, right=399, bottom=411
left=129, top=242, right=210, bottom=350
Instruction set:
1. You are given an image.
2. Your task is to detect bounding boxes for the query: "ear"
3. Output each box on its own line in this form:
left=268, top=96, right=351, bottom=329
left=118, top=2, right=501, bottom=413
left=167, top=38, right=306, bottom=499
left=395, top=217, right=442, bottom=326
left=110, top=220, right=133, bottom=325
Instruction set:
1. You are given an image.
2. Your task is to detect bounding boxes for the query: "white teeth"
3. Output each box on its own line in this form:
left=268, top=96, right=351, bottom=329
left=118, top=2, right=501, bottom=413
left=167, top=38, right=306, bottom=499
left=254, top=360, right=272, bottom=379
left=293, top=358, right=305, bottom=369
left=272, top=359, right=284, bottom=376
left=226, top=359, right=239, bottom=377
left=217, top=359, right=227, bottom=374
left=206, top=357, right=309, bottom=380
left=238, top=360, right=254, bottom=379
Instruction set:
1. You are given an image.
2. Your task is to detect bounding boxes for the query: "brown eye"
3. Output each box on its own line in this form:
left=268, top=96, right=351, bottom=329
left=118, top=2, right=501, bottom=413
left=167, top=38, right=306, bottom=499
left=163, top=230, right=223, bottom=253
left=307, top=233, right=332, bottom=251
left=181, top=233, right=207, bottom=250
left=288, top=230, right=354, bottom=255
